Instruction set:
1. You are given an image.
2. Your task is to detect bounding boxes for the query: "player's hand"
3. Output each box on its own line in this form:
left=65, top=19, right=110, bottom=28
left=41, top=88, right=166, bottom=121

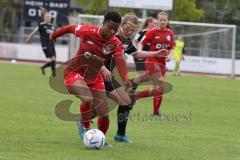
left=123, top=79, right=131, bottom=91
left=49, top=33, right=55, bottom=41
left=25, top=38, right=31, bottom=44
left=165, top=55, right=171, bottom=62
left=156, top=49, right=169, bottom=58
left=101, top=66, right=112, bottom=82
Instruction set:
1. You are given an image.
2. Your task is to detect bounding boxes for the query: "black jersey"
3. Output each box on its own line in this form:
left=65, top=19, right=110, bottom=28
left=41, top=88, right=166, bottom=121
left=35, top=22, right=55, bottom=47
left=108, top=35, right=137, bottom=72
left=134, top=29, right=150, bottom=51
left=105, top=35, right=137, bottom=93
left=121, top=37, right=137, bottom=56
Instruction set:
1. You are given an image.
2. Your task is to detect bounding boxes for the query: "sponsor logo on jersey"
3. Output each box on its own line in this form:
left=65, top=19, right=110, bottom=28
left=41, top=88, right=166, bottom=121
left=156, top=43, right=162, bottom=49
left=83, top=52, right=105, bottom=62
left=83, top=52, right=92, bottom=59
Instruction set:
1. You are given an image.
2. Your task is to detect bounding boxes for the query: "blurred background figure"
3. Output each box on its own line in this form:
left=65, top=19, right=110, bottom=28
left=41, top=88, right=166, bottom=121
left=133, top=17, right=157, bottom=78
left=25, top=7, right=57, bottom=77
left=173, top=35, right=186, bottom=76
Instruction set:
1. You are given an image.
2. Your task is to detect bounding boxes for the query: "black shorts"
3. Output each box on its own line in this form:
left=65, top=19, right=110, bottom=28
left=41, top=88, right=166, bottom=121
left=104, top=77, right=121, bottom=95
left=42, top=42, right=56, bottom=58
left=134, top=58, right=146, bottom=72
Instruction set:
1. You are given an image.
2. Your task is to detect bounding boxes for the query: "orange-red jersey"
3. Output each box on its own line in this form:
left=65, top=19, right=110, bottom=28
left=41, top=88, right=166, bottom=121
left=140, top=28, right=174, bottom=65
left=52, top=24, right=128, bottom=83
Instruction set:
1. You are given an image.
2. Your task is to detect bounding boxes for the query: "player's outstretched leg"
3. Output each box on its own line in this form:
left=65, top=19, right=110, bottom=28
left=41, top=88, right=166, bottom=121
left=108, top=87, right=133, bottom=144
left=114, top=105, right=133, bottom=144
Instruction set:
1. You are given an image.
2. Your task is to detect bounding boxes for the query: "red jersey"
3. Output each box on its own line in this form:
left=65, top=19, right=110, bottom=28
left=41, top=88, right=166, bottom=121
left=52, top=24, right=128, bottom=83
left=140, top=28, right=174, bottom=65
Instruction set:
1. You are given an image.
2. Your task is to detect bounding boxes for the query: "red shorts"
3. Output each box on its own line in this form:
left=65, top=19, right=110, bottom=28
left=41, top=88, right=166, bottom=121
left=64, top=71, right=105, bottom=94
left=145, top=61, right=166, bottom=77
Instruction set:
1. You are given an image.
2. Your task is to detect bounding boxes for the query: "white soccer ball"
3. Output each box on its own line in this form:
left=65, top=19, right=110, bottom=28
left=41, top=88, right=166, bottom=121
left=83, top=129, right=106, bottom=149
left=11, top=59, right=16, bottom=64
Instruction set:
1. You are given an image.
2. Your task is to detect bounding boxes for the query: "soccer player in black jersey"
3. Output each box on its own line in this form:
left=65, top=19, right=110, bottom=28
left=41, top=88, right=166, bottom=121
left=25, top=8, right=57, bottom=77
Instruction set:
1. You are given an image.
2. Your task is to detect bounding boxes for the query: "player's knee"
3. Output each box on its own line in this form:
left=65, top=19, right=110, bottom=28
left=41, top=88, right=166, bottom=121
left=153, top=86, right=164, bottom=95
left=119, top=97, right=131, bottom=106
left=83, top=97, right=93, bottom=107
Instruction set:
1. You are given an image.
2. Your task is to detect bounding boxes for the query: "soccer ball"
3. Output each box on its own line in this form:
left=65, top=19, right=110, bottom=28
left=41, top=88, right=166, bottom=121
left=83, top=129, right=106, bottom=149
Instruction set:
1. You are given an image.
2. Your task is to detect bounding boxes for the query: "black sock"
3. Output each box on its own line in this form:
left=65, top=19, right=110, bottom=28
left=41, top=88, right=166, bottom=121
left=42, top=61, right=52, bottom=69
left=117, top=105, right=130, bottom=136
left=50, top=61, right=56, bottom=76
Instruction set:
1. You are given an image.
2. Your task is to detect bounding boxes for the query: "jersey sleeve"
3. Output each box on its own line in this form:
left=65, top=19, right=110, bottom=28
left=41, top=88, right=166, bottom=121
left=74, top=24, right=91, bottom=38
left=125, top=45, right=137, bottom=55
left=52, top=24, right=77, bottom=39
left=52, top=24, right=95, bottom=40
left=134, top=32, right=140, bottom=41
left=137, top=31, right=146, bottom=42
left=140, top=29, right=154, bottom=46
left=124, top=39, right=137, bottom=55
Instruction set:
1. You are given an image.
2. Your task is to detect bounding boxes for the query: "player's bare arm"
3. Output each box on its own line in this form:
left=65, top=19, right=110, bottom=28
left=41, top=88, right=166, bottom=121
left=101, top=66, right=112, bottom=82
left=25, top=29, right=38, bottom=43
left=165, top=49, right=173, bottom=62
left=113, top=51, right=130, bottom=85
left=50, top=24, right=79, bottom=40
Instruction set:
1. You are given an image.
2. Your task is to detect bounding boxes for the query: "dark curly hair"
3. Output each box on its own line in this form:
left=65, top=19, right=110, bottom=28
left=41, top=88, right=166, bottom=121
left=103, top=11, right=122, bottom=23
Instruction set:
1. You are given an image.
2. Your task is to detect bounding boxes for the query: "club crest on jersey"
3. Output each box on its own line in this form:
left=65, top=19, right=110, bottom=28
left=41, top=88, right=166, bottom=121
left=103, top=42, right=116, bottom=54
left=166, top=35, right=171, bottom=41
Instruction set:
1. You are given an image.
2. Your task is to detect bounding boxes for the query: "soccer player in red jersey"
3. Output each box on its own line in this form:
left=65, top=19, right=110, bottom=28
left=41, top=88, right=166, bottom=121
left=133, top=11, right=174, bottom=116
left=133, top=17, right=157, bottom=76
left=50, top=11, right=128, bottom=146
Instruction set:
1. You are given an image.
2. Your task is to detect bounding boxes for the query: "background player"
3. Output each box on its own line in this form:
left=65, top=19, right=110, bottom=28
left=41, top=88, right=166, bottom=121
left=50, top=11, right=128, bottom=147
left=25, top=7, right=57, bottom=77
left=131, top=17, right=158, bottom=92
left=133, top=11, right=174, bottom=116
left=173, top=35, right=186, bottom=76
left=133, top=17, right=157, bottom=77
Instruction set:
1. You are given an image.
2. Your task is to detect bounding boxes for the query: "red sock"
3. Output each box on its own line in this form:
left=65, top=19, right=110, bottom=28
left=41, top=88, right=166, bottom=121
left=153, top=93, right=163, bottom=113
left=136, top=89, right=152, bottom=99
left=97, top=117, right=110, bottom=134
left=80, top=104, right=91, bottom=128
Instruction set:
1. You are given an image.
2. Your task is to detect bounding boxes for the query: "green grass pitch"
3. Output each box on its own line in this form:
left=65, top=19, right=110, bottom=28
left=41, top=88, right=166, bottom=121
left=0, top=62, right=240, bottom=160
